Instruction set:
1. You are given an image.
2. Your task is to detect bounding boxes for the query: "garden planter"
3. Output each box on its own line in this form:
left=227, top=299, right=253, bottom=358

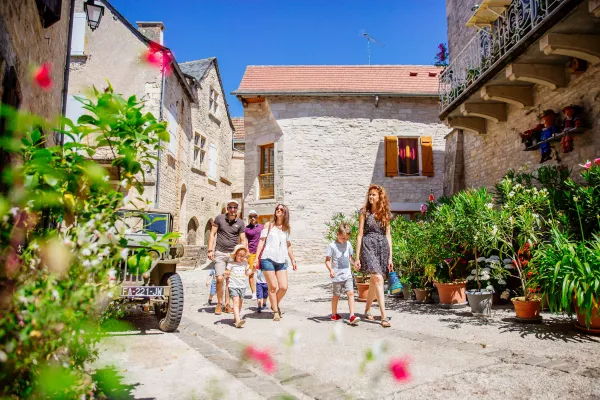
left=466, top=290, right=493, bottom=316
left=435, top=281, right=467, bottom=307
left=512, top=297, right=541, bottom=321
left=574, top=303, right=600, bottom=334
left=401, top=284, right=412, bottom=300
left=414, top=288, right=432, bottom=303
left=357, top=282, right=370, bottom=302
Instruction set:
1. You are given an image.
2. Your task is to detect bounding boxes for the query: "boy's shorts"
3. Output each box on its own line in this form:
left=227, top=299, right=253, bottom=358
left=256, top=282, right=268, bottom=299
left=229, top=286, right=245, bottom=299
left=210, top=280, right=217, bottom=295
left=332, top=278, right=354, bottom=297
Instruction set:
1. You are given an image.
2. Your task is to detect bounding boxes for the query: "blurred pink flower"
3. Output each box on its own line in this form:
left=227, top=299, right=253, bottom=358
left=142, top=42, right=173, bottom=76
left=243, top=345, right=276, bottom=374
left=32, top=63, right=52, bottom=90
left=389, top=357, right=411, bottom=382
left=584, top=161, right=592, bottom=169
left=420, top=204, right=427, bottom=214
left=594, top=158, right=600, bottom=166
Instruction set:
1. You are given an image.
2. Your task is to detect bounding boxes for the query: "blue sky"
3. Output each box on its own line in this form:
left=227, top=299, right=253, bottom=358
left=111, top=0, right=448, bottom=117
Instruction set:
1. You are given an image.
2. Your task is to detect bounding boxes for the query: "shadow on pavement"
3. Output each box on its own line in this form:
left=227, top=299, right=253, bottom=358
left=93, top=365, right=152, bottom=400
left=103, top=309, right=167, bottom=336
left=498, top=317, right=600, bottom=343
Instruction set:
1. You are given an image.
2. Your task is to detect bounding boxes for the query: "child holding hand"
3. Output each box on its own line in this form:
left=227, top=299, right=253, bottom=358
left=225, top=245, right=253, bottom=328
left=325, top=223, right=360, bottom=325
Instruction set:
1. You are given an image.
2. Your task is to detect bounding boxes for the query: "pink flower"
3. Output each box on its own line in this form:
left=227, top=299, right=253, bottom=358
left=243, top=345, right=276, bottom=374
left=142, top=42, right=173, bottom=76
left=32, top=63, right=52, bottom=90
left=420, top=204, right=427, bottom=214
left=428, top=194, right=435, bottom=202
left=594, top=158, right=600, bottom=166
left=389, top=357, right=411, bottom=382
left=584, top=161, right=592, bottom=169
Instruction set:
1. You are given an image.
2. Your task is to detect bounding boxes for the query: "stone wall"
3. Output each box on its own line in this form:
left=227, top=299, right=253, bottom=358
left=243, top=95, right=447, bottom=263
left=0, top=0, right=71, bottom=143
left=460, top=63, right=600, bottom=189
left=445, top=0, right=477, bottom=60
left=443, top=129, right=464, bottom=196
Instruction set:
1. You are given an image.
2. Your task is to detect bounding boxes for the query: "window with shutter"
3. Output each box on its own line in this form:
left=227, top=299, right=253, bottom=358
left=398, top=138, right=420, bottom=176
left=64, top=95, right=86, bottom=142
left=208, top=144, right=217, bottom=181
left=71, top=13, right=86, bottom=55
left=36, top=0, right=62, bottom=28
left=420, top=136, right=434, bottom=177
left=167, top=104, right=178, bottom=155
left=384, top=136, right=398, bottom=177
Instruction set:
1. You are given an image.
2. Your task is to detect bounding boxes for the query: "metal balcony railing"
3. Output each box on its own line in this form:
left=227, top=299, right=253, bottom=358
left=439, top=0, right=569, bottom=113
left=259, top=173, right=274, bottom=199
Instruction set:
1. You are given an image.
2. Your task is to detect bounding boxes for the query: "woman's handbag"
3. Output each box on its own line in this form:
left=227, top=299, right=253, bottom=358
left=256, top=222, right=272, bottom=270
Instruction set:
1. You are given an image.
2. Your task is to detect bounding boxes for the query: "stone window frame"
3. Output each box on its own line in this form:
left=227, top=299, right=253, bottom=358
left=192, top=131, right=206, bottom=171
left=258, top=143, right=275, bottom=200
left=208, top=87, right=219, bottom=115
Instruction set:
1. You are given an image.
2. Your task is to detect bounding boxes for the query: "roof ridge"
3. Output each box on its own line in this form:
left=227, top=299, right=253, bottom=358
left=180, top=57, right=217, bottom=64
left=243, top=64, right=441, bottom=68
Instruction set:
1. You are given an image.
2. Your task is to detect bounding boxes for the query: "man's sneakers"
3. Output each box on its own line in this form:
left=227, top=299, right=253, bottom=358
left=331, top=314, right=342, bottom=321
left=349, top=315, right=361, bottom=326
left=224, top=304, right=234, bottom=314
left=215, top=303, right=222, bottom=315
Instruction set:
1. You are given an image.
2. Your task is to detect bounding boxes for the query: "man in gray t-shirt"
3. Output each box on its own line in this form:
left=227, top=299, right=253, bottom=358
left=207, top=200, right=247, bottom=315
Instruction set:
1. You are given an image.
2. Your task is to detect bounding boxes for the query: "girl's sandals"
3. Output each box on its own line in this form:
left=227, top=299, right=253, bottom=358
left=381, top=319, right=391, bottom=328
left=273, top=310, right=281, bottom=321
left=365, top=311, right=375, bottom=321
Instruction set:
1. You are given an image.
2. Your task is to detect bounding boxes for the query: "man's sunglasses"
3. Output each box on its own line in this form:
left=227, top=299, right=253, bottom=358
left=249, top=215, right=258, bottom=218
left=227, top=206, right=238, bottom=210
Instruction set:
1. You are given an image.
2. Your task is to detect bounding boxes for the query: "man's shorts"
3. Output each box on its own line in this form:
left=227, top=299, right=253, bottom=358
left=260, top=258, right=287, bottom=272
left=332, top=278, right=354, bottom=297
left=256, top=282, right=269, bottom=299
left=229, top=286, right=245, bottom=299
left=214, top=251, right=230, bottom=276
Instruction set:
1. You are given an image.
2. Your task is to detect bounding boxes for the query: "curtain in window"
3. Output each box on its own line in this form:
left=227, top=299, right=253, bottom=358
left=398, top=138, right=419, bottom=175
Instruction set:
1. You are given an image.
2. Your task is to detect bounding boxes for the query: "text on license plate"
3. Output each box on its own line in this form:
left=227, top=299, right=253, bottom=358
left=121, top=286, right=165, bottom=297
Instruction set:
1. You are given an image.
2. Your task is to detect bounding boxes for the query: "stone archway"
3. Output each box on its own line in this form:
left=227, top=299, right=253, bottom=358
left=203, top=219, right=213, bottom=246
left=187, top=217, right=199, bottom=245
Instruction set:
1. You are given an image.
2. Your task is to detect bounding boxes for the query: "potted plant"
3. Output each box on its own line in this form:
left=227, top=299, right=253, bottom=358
left=354, top=270, right=371, bottom=302
left=466, top=256, right=509, bottom=315
left=413, top=264, right=435, bottom=303
left=486, top=177, right=550, bottom=321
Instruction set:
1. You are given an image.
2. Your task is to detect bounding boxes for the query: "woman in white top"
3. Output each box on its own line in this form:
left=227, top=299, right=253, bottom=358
left=253, top=204, right=297, bottom=321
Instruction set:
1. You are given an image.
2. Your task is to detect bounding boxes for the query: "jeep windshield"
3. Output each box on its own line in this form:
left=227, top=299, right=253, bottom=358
left=117, top=211, right=169, bottom=235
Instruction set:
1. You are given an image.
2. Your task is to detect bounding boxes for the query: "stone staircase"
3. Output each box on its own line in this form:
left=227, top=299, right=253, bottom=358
left=177, top=245, right=207, bottom=270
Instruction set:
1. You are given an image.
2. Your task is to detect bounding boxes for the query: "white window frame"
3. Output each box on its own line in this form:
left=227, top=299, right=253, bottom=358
left=167, top=103, right=178, bottom=155
left=192, top=132, right=206, bottom=170
left=64, top=94, right=86, bottom=143
left=208, top=143, right=217, bottom=181
left=208, top=87, right=219, bottom=115
left=71, top=13, right=86, bottom=56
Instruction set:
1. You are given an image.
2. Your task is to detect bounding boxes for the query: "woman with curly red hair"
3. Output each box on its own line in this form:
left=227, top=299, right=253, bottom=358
left=355, top=184, right=393, bottom=327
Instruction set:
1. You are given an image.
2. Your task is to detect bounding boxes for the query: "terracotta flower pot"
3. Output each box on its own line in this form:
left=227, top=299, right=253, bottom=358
left=435, top=281, right=467, bottom=305
left=574, top=303, right=600, bottom=331
left=512, top=296, right=541, bottom=319
left=414, top=288, right=432, bottom=303
left=356, top=282, right=370, bottom=302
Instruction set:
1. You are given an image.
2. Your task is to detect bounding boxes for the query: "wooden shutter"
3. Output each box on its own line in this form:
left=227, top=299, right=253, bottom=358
left=71, top=13, right=86, bottom=55
left=421, top=136, right=434, bottom=177
left=384, top=136, right=398, bottom=177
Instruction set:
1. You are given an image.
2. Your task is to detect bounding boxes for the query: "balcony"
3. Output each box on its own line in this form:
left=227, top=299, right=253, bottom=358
left=259, top=173, right=274, bottom=199
left=439, top=0, right=599, bottom=121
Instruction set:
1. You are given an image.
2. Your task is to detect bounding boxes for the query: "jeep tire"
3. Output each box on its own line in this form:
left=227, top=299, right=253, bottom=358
left=156, top=273, right=184, bottom=332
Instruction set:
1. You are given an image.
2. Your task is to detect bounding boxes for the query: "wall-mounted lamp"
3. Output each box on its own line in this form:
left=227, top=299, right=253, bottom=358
left=84, top=0, right=105, bottom=31
left=375, top=95, right=380, bottom=108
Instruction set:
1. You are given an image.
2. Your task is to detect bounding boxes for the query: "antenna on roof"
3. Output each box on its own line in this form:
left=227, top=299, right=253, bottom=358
left=359, top=30, right=384, bottom=65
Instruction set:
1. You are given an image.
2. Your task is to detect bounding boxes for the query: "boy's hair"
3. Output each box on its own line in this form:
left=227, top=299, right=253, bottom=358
left=337, top=223, right=351, bottom=235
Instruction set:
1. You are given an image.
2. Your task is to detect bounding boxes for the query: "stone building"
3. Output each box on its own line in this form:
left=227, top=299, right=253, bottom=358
left=0, top=0, right=72, bottom=147
left=233, top=65, right=446, bottom=263
left=230, top=117, right=245, bottom=217
left=441, top=0, right=600, bottom=193
left=67, top=0, right=237, bottom=259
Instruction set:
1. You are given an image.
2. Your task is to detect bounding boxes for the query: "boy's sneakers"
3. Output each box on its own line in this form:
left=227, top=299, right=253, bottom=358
left=331, top=314, right=342, bottom=321
left=207, top=299, right=213, bottom=306
left=257, top=305, right=262, bottom=313
left=251, top=293, right=257, bottom=300
left=224, top=304, right=234, bottom=314
left=349, top=315, right=361, bottom=326
left=215, top=304, right=222, bottom=315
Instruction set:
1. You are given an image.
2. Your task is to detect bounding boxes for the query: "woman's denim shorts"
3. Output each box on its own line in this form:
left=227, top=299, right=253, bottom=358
left=260, top=258, right=287, bottom=272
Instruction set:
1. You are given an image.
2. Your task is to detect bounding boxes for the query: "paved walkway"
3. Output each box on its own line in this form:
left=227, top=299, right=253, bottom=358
left=96, top=266, right=600, bottom=399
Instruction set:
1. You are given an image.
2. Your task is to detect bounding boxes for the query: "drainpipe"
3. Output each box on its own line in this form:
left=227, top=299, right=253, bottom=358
left=59, top=0, right=76, bottom=146
left=154, top=72, right=166, bottom=208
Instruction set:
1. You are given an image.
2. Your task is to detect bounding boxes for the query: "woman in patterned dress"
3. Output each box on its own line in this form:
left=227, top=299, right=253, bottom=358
left=355, top=184, right=393, bottom=327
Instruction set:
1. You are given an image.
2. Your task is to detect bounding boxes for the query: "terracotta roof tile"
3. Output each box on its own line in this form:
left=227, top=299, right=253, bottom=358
left=231, top=117, right=244, bottom=141
left=233, top=65, right=441, bottom=96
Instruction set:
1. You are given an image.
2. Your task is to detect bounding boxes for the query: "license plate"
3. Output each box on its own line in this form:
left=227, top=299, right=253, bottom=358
left=120, top=286, right=165, bottom=297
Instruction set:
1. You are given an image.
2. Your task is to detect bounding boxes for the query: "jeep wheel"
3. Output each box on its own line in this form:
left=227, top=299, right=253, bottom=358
left=156, top=273, right=184, bottom=332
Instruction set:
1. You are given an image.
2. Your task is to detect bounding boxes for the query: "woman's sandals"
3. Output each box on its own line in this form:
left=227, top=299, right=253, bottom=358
left=365, top=311, right=391, bottom=327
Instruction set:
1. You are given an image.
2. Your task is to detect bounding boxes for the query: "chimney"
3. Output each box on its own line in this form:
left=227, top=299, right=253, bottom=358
left=136, top=21, right=165, bottom=45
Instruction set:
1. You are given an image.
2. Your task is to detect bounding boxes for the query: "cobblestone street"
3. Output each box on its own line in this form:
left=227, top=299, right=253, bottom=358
left=96, top=266, right=600, bottom=400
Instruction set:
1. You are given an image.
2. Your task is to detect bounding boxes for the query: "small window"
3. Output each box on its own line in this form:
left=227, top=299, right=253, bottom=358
left=208, top=143, right=217, bottom=181
left=71, top=13, right=86, bottom=55
left=193, top=132, right=206, bottom=170
left=398, top=138, right=420, bottom=176
left=208, top=87, right=219, bottom=114
left=259, top=143, right=274, bottom=199
left=64, top=94, right=86, bottom=142
left=167, top=103, right=178, bottom=155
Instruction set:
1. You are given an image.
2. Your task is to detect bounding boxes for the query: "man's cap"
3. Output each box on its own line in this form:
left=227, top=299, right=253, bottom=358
left=248, top=210, right=258, bottom=216
left=227, top=200, right=239, bottom=207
